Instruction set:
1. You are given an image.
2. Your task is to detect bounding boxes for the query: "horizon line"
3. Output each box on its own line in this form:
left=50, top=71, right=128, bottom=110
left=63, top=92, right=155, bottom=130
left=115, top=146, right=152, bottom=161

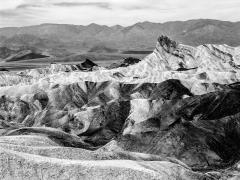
left=1, top=18, right=240, bottom=29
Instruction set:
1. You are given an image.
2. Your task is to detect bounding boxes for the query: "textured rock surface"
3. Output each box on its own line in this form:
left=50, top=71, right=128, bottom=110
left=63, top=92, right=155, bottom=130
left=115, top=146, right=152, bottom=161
left=0, top=135, right=211, bottom=180
left=0, top=36, right=239, bottom=94
left=0, top=36, right=240, bottom=179
left=107, top=57, right=142, bottom=69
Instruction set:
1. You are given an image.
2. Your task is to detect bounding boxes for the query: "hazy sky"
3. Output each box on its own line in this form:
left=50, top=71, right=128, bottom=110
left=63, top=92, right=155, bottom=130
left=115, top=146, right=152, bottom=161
left=0, top=0, right=240, bottom=27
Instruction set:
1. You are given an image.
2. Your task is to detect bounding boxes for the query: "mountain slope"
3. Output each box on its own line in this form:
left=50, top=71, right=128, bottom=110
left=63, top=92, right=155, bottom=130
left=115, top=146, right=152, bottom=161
left=0, top=19, right=240, bottom=57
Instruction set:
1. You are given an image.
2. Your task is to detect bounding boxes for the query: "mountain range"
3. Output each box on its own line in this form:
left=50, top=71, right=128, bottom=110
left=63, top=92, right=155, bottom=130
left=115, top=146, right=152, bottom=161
left=0, top=19, right=240, bottom=57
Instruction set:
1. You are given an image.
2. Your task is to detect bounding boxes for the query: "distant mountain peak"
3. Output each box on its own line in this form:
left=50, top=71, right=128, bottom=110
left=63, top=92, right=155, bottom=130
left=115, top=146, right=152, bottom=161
left=87, top=23, right=100, bottom=27
left=1, top=19, right=240, bottom=58
left=87, top=23, right=108, bottom=28
left=110, top=25, right=123, bottom=30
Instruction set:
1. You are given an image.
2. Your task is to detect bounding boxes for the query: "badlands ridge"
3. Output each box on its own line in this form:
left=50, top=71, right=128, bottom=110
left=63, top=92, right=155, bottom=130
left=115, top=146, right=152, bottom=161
left=0, top=36, right=240, bottom=179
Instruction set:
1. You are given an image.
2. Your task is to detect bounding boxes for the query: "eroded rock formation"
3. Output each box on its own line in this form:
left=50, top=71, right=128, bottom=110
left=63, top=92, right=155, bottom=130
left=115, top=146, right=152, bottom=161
left=0, top=36, right=240, bottom=179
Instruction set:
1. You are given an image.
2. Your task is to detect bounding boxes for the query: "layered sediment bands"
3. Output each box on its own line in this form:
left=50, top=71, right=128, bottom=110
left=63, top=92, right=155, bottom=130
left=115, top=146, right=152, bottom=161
left=0, top=138, right=210, bottom=180
left=121, top=89, right=240, bottom=169
left=1, top=78, right=240, bottom=169
left=0, top=80, right=192, bottom=136
left=81, top=100, right=131, bottom=146
left=162, top=89, right=240, bottom=122
left=119, top=124, right=222, bottom=168
left=48, top=81, right=114, bottom=109
left=0, top=36, right=239, bottom=94
left=0, top=36, right=240, bottom=179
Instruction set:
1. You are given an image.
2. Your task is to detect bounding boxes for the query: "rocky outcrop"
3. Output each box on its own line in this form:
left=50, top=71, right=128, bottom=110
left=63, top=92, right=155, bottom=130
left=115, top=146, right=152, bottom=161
left=77, top=59, right=99, bottom=71
left=0, top=36, right=240, bottom=179
left=107, top=57, right=141, bottom=69
left=121, top=89, right=240, bottom=169
left=160, top=89, right=240, bottom=123
left=0, top=36, right=239, bottom=95
left=1, top=79, right=240, bottom=170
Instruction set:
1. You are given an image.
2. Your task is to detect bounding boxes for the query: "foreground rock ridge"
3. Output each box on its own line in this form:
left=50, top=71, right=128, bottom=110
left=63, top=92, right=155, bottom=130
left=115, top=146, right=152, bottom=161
left=0, top=36, right=240, bottom=179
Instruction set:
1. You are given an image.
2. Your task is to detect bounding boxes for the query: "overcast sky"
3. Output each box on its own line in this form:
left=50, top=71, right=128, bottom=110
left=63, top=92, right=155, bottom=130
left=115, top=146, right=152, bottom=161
left=0, top=0, right=240, bottom=27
